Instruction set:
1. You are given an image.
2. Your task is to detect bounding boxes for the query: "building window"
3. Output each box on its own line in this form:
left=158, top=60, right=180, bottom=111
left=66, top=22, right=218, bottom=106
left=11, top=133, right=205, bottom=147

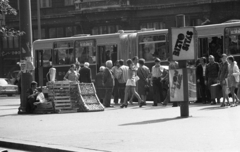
left=14, top=36, right=19, bottom=48
left=49, top=28, right=56, bottom=38
left=8, top=37, right=14, bottom=49
left=40, top=0, right=52, bottom=8
left=65, top=0, right=74, bottom=6
left=2, top=37, right=8, bottom=49
left=140, top=22, right=165, bottom=30
left=92, top=25, right=121, bottom=35
left=57, top=28, right=64, bottom=37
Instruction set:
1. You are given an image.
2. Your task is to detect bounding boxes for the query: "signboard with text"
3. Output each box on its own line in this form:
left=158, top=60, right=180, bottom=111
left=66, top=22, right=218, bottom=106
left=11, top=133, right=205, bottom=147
left=169, top=27, right=197, bottom=61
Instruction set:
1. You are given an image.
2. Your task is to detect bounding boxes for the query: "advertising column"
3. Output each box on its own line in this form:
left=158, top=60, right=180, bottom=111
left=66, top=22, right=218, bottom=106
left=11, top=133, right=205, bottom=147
left=169, top=27, right=197, bottom=117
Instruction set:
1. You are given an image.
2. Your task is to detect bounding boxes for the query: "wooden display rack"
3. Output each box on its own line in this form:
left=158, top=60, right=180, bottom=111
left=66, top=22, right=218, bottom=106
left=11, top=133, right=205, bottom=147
left=70, top=83, right=104, bottom=112
left=47, top=81, right=77, bottom=113
left=47, top=81, right=104, bottom=113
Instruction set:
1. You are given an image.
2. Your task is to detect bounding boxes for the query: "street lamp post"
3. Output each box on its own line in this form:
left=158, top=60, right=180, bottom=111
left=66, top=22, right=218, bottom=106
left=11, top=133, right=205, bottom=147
left=18, top=0, right=33, bottom=114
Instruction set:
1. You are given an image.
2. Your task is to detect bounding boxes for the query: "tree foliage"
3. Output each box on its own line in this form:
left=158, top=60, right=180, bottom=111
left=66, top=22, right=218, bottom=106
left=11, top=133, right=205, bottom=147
left=0, top=0, right=24, bottom=36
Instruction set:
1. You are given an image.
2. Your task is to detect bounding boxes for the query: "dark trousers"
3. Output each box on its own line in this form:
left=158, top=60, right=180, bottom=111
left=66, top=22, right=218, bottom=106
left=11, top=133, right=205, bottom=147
left=26, top=94, right=38, bottom=114
left=207, top=78, right=220, bottom=103
left=118, top=83, right=126, bottom=104
left=152, top=78, right=163, bottom=105
left=113, top=79, right=119, bottom=104
left=103, top=88, right=113, bottom=107
left=199, top=82, right=207, bottom=103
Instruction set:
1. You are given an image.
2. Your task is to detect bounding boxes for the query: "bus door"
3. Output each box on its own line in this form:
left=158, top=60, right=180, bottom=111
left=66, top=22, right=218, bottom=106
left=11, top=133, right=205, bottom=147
left=35, top=50, right=43, bottom=86
left=97, top=44, right=118, bottom=72
left=198, top=36, right=223, bottom=62
left=35, top=49, right=52, bottom=86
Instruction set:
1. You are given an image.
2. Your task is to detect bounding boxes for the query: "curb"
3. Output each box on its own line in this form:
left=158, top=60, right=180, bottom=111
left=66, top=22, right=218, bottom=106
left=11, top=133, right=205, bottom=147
left=0, top=139, right=76, bottom=152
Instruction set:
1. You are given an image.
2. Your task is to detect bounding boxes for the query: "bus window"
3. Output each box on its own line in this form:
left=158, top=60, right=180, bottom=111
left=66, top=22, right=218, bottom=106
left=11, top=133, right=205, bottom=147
left=75, top=40, right=96, bottom=64
left=53, top=41, right=74, bottom=65
left=42, top=49, right=52, bottom=67
left=225, top=27, right=240, bottom=56
left=138, top=35, right=168, bottom=61
left=97, top=45, right=117, bottom=67
left=228, top=35, right=240, bottom=55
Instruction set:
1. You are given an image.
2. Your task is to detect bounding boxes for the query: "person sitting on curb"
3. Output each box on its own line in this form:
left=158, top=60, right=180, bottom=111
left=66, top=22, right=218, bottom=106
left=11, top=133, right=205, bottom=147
left=26, top=81, right=39, bottom=113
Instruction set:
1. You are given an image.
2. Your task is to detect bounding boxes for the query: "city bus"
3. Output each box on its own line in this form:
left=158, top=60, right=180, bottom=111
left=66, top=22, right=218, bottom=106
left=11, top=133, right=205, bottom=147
left=33, top=21, right=240, bottom=86
left=33, top=32, right=136, bottom=86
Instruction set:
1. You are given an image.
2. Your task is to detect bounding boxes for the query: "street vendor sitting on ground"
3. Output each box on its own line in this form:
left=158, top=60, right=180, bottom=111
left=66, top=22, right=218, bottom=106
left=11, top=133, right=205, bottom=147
left=26, top=81, right=49, bottom=113
left=26, top=81, right=39, bottom=113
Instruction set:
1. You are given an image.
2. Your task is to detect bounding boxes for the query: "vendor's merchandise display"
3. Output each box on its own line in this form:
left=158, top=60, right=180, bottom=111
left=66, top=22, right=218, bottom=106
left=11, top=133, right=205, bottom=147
left=47, top=81, right=104, bottom=113
left=47, top=81, right=77, bottom=113
left=71, top=83, right=104, bottom=112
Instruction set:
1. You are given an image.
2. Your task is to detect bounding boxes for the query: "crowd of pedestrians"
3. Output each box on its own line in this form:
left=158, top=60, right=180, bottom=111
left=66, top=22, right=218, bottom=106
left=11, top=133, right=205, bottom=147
left=196, top=54, right=240, bottom=107
left=94, top=57, right=169, bottom=108
left=62, top=53, right=240, bottom=109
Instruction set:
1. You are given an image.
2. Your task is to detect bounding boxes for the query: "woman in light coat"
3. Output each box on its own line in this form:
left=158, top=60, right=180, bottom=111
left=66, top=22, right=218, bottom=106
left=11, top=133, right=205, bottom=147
left=227, top=56, right=239, bottom=106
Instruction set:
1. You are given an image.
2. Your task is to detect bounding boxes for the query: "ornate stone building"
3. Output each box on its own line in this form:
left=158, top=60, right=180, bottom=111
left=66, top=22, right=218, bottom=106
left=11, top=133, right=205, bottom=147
left=1, top=0, right=240, bottom=77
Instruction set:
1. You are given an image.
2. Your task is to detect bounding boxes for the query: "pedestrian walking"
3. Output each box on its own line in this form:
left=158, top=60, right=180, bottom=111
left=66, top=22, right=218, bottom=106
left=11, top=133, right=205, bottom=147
left=118, top=59, right=129, bottom=104
left=103, top=60, right=115, bottom=108
left=151, top=58, right=165, bottom=106
left=206, top=55, right=220, bottom=104
left=112, top=60, right=121, bottom=104
left=227, top=56, right=239, bottom=107
left=128, top=56, right=139, bottom=104
left=95, top=66, right=105, bottom=104
left=79, top=62, right=92, bottom=83
left=219, top=54, right=230, bottom=107
left=137, top=58, right=150, bottom=105
left=120, top=59, right=143, bottom=108
left=196, top=57, right=207, bottom=104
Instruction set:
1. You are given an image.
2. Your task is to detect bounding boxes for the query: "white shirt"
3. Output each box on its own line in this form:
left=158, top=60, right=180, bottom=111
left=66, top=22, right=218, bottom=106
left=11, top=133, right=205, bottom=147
left=202, top=64, right=206, bottom=77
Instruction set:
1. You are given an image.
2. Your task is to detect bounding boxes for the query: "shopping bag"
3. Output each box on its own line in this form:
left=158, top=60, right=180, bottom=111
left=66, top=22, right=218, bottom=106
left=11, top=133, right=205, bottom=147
left=210, top=83, right=222, bottom=99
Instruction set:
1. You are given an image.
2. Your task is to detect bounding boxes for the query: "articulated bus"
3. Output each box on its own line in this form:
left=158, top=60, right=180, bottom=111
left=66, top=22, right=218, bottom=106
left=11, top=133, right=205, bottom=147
left=33, top=22, right=240, bottom=86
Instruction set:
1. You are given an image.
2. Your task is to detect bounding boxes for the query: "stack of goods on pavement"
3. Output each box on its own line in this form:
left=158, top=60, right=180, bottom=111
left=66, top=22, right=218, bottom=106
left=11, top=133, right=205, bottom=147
left=47, top=81, right=104, bottom=113
left=47, top=81, right=77, bottom=113
left=71, top=83, right=104, bottom=112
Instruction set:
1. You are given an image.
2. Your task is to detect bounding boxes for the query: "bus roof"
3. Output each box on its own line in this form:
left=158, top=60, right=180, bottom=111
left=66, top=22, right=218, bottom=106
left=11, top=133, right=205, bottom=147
left=195, top=22, right=240, bottom=37
left=33, top=32, right=121, bottom=50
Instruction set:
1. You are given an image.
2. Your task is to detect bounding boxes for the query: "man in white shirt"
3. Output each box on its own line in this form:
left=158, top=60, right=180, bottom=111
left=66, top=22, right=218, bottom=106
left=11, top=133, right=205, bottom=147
left=118, top=59, right=129, bottom=104
left=151, top=58, right=164, bottom=106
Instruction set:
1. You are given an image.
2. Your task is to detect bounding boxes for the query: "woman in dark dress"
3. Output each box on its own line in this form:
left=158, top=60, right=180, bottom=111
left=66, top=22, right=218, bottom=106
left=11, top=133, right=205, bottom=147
left=137, top=58, right=150, bottom=104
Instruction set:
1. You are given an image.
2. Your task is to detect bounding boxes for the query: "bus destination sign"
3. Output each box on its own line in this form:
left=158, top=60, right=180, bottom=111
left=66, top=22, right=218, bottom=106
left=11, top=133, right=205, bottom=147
left=229, top=27, right=240, bottom=35
left=79, top=41, right=93, bottom=47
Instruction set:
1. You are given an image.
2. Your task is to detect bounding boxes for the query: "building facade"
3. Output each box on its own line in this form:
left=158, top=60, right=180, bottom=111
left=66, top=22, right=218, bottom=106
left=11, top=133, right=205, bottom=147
left=1, top=0, right=240, bottom=77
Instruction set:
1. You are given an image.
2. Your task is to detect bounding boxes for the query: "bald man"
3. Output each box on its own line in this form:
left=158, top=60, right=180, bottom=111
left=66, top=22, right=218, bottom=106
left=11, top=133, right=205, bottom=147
left=206, top=55, right=220, bottom=104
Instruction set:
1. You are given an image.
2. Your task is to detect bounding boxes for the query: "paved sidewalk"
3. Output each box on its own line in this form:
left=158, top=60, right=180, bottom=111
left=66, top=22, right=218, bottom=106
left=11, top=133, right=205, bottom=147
left=0, top=96, right=240, bottom=152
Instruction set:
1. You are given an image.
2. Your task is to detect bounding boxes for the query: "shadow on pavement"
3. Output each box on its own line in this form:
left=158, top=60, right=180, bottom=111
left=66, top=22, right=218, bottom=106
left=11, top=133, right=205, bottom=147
left=1, top=104, right=20, bottom=107
left=119, top=117, right=189, bottom=126
left=200, top=106, right=229, bottom=110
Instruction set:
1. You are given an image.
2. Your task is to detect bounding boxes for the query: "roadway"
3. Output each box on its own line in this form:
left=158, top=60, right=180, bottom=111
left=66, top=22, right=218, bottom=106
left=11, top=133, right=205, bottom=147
left=0, top=95, right=240, bottom=152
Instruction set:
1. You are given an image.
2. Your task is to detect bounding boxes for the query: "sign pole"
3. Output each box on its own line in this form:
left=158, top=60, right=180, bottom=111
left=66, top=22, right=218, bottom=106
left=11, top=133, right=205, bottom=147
left=18, top=0, right=33, bottom=114
left=169, top=27, right=197, bottom=118
left=179, top=61, right=189, bottom=117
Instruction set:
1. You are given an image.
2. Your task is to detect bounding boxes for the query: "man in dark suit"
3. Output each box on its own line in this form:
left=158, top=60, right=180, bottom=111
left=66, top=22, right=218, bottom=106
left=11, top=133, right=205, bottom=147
left=196, top=57, right=207, bottom=104
left=103, top=60, right=115, bottom=107
left=94, top=66, right=105, bottom=103
left=79, top=62, right=92, bottom=83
